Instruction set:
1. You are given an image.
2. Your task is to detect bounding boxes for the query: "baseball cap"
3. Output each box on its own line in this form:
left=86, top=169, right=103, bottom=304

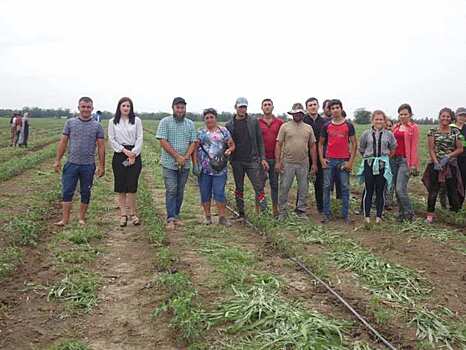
left=172, top=97, right=187, bottom=106
left=287, top=103, right=306, bottom=115
left=235, top=97, right=248, bottom=108
left=455, top=107, right=466, bottom=116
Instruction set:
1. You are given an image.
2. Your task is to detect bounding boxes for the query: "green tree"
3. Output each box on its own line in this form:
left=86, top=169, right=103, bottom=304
left=354, top=108, right=371, bottom=124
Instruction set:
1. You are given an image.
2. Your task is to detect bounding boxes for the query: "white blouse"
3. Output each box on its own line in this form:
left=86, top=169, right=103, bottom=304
left=108, top=117, right=143, bottom=156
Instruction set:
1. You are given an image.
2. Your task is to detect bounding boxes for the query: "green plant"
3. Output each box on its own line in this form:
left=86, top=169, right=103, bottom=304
left=0, top=247, right=22, bottom=279
left=47, top=340, right=90, bottom=350
left=6, top=217, right=41, bottom=246
left=48, top=270, right=100, bottom=311
left=62, top=226, right=103, bottom=245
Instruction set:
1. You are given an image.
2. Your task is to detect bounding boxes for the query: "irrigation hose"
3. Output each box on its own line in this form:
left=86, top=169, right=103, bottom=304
left=224, top=202, right=398, bottom=350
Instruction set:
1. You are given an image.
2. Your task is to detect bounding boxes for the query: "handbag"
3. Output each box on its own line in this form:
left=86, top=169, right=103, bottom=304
left=199, top=128, right=228, bottom=172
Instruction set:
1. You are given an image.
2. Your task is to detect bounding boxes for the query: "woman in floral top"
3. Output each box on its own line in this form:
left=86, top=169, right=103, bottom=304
left=195, top=108, right=235, bottom=226
left=422, top=107, right=464, bottom=223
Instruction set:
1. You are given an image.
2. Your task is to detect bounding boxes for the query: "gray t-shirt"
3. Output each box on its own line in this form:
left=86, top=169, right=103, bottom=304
left=63, top=117, right=105, bottom=164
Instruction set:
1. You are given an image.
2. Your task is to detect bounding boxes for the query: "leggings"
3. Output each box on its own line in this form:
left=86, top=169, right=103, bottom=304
left=426, top=163, right=461, bottom=212
left=363, top=161, right=386, bottom=218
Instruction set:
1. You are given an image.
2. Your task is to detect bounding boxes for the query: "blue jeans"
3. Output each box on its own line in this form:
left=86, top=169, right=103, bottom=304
left=198, top=173, right=227, bottom=204
left=163, top=167, right=189, bottom=222
left=323, top=159, right=350, bottom=218
left=62, top=162, right=96, bottom=204
left=390, top=156, right=414, bottom=218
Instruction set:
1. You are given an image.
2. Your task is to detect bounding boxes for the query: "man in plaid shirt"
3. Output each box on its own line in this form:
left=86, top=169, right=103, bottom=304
left=156, top=97, right=197, bottom=230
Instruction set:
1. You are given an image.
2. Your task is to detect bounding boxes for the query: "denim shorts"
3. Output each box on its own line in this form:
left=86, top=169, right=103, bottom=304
left=62, top=162, right=96, bottom=204
left=198, top=172, right=227, bottom=203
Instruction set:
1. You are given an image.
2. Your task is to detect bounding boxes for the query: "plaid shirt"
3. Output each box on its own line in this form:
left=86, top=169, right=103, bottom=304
left=156, top=116, right=197, bottom=170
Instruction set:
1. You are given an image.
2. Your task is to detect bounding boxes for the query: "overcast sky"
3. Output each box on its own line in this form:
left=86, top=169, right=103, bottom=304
left=0, top=0, right=465, bottom=118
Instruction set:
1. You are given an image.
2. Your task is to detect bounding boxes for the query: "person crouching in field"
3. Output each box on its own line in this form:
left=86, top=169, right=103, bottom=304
left=156, top=97, right=197, bottom=231
left=356, top=111, right=397, bottom=224
left=54, top=97, right=105, bottom=226
left=108, top=97, right=143, bottom=227
left=422, top=108, right=464, bottom=224
left=391, top=104, right=419, bottom=222
left=319, top=99, right=357, bottom=224
left=194, top=108, right=235, bottom=226
left=275, top=103, right=317, bottom=220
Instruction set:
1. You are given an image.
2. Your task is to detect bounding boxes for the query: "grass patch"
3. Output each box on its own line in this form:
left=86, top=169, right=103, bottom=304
left=54, top=244, right=100, bottom=265
left=0, top=246, right=22, bottom=278
left=48, top=269, right=100, bottom=312
left=46, top=339, right=90, bottom=350
left=59, top=225, right=103, bottom=245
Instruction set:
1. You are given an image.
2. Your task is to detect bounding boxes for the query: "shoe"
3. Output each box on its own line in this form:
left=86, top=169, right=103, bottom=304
left=364, top=217, right=370, bottom=224
left=129, top=215, right=140, bottom=226
left=375, top=217, right=382, bottom=224
left=344, top=216, right=352, bottom=225
left=166, top=221, right=176, bottom=231
left=218, top=216, right=231, bottom=227
left=203, top=216, right=212, bottom=225
left=321, top=215, right=330, bottom=224
left=120, top=215, right=128, bottom=227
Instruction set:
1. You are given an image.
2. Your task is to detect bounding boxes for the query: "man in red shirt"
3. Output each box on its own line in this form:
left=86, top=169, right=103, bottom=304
left=258, top=98, right=283, bottom=216
left=319, top=99, right=357, bottom=223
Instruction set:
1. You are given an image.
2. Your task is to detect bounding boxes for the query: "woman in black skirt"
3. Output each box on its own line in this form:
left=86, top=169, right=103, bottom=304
left=108, top=97, right=143, bottom=227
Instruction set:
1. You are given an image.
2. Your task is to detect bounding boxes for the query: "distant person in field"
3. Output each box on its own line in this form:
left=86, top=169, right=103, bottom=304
left=452, top=107, right=466, bottom=207
left=93, top=110, right=102, bottom=123
left=391, top=103, right=419, bottom=222
left=422, top=108, right=464, bottom=223
left=13, top=113, right=23, bottom=147
left=276, top=103, right=317, bottom=220
left=54, top=97, right=106, bottom=226
left=108, top=97, right=143, bottom=227
left=226, top=97, right=268, bottom=219
left=258, top=98, right=283, bottom=217
left=319, top=99, right=357, bottom=224
left=194, top=108, right=235, bottom=226
left=303, top=97, right=326, bottom=214
left=357, top=110, right=397, bottom=224
left=156, top=97, right=197, bottom=231
left=18, top=112, right=30, bottom=147
left=9, top=113, right=18, bottom=147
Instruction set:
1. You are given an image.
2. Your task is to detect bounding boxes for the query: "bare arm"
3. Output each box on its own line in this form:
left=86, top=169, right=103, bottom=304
left=318, top=137, right=328, bottom=168
left=346, top=135, right=357, bottom=170
left=97, top=139, right=106, bottom=168
left=225, top=138, right=235, bottom=156
left=427, top=136, right=438, bottom=163
left=54, top=135, right=69, bottom=173
left=447, top=139, right=464, bottom=159
left=310, top=142, right=317, bottom=173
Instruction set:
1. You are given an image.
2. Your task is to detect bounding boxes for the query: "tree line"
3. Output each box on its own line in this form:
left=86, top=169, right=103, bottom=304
left=1, top=106, right=437, bottom=124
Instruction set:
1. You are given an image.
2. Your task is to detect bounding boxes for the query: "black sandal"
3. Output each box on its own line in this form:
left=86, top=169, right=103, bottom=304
left=120, top=215, right=128, bottom=227
left=129, top=215, right=140, bottom=226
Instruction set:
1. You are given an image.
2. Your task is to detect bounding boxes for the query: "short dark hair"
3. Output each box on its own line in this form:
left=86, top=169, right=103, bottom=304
left=397, top=103, right=412, bottom=115
left=79, top=96, right=93, bottom=104
left=322, top=99, right=331, bottom=109
left=261, top=98, right=273, bottom=105
left=203, top=108, right=218, bottom=118
left=305, top=97, right=319, bottom=107
left=328, top=99, right=343, bottom=109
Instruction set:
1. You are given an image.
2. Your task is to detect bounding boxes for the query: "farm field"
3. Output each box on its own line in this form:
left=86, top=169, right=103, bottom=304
left=0, top=117, right=464, bottom=350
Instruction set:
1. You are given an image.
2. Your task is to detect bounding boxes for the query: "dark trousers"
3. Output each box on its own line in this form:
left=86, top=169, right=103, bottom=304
left=261, top=159, right=279, bottom=206
left=426, top=164, right=461, bottom=212
left=314, top=163, right=324, bottom=212
left=231, top=160, right=267, bottom=215
left=459, top=157, right=466, bottom=207
left=363, top=161, right=386, bottom=218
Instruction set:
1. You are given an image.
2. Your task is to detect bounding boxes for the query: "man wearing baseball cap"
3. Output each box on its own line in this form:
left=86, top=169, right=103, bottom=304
left=275, top=103, right=318, bottom=220
left=225, top=97, right=269, bottom=218
left=453, top=107, right=466, bottom=207
left=156, top=97, right=197, bottom=230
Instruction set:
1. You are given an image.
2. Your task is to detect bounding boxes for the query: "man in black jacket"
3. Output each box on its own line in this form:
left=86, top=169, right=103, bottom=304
left=303, top=97, right=327, bottom=213
left=226, top=97, right=269, bottom=218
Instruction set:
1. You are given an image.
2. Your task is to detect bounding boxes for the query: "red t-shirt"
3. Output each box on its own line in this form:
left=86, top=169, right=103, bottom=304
left=259, top=117, right=284, bottom=160
left=321, top=120, right=355, bottom=159
left=393, top=129, right=406, bottom=157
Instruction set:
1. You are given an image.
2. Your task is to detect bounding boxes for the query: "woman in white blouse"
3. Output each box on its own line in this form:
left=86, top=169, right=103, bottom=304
left=108, top=97, right=143, bottom=227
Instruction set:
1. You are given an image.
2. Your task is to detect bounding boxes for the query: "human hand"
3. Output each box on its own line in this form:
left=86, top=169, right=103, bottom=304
left=261, top=160, right=270, bottom=171
left=433, top=162, right=442, bottom=171
left=311, top=164, right=318, bottom=175
left=53, top=160, right=61, bottom=174
left=224, top=149, right=232, bottom=157
left=439, top=156, right=449, bottom=168
left=321, top=158, right=329, bottom=169
left=175, top=155, right=186, bottom=167
left=97, top=166, right=105, bottom=177
left=275, top=161, right=284, bottom=173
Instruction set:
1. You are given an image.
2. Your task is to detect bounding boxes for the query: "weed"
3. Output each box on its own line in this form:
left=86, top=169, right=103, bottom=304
left=61, top=226, right=103, bottom=245
left=6, top=217, right=41, bottom=246
left=47, top=340, right=90, bottom=350
left=0, top=247, right=22, bottom=279
left=48, top=270, right=100, bottom=311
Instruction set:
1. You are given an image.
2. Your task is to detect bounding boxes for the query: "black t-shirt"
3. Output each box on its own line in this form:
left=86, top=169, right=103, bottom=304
left=231, top=118, right=252, bottom=162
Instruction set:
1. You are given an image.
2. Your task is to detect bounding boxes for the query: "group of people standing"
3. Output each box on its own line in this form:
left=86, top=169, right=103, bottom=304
left=9, top=112, right=30, bottom=147
left=52, top=96, right=466, bottom=229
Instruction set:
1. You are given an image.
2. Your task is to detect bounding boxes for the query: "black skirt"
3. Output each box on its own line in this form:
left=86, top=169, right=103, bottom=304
left=112, top=145, right=142, bottom=193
